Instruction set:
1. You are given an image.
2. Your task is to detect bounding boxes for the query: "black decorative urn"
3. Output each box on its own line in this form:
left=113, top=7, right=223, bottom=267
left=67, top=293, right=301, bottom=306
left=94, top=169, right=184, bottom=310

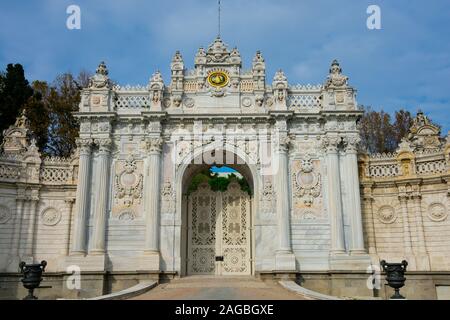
left=380, top=260, right=408, bottom=299
left=19, top=260, right=47, bottom=300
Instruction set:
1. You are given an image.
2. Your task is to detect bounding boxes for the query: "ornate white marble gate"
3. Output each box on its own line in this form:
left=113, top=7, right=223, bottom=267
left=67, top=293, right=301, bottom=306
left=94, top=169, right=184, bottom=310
left=187, top=182, right=252, bottom=276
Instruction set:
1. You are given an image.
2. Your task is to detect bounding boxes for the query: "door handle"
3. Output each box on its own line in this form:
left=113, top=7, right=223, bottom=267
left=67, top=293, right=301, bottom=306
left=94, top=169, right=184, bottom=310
left=215, top=256, right=224, bottom=262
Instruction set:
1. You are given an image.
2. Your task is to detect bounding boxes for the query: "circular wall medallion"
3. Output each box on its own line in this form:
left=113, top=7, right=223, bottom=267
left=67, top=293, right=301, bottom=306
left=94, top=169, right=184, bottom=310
left=428, top=203, right=447, bottom=222
left=184, top=98, right=195, bottom=108
left=378, top=206, right=397, bottom=224
left=207, top=71, right=229, bottom=88
left=41, top=208, right=62, bottom=226
left=242, top=97, right=252, bottom=108
left=0, top=205, right=11, bottom=224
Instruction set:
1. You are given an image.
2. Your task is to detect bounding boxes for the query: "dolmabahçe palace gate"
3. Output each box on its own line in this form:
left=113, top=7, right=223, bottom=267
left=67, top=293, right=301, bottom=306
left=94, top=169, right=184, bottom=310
left=1, top=37, right=450, bottom=299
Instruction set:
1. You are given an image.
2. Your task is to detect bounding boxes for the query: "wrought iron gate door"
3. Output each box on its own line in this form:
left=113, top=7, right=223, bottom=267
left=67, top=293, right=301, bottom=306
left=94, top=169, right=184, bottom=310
left=187, top=182, right=251, bottom=276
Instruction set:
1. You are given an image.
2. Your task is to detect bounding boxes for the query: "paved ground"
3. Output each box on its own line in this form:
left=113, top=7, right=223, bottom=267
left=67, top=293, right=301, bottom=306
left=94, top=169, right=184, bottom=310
left=131, top=277, right=308, bottom=300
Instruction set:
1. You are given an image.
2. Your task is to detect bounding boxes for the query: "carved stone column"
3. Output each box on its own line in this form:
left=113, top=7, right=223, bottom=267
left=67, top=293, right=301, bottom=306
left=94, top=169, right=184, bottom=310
left=324, top=136, right=346, bottom=254
left=90, top=139, right=112, bottom=254
left=72, top=139, right=93, bottom=255
left=276, top=136, right=292, bottom=254
left=344, top=138, right=366, bottom=254
left=144, top=137, right=164, bottom=254
left=274, top=133, right=296, bottom=271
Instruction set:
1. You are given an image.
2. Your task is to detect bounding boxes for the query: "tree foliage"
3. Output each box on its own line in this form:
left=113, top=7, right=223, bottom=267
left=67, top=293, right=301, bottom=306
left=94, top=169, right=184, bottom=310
left=0, top=64, right=33, bottom=141
left=359, top=106, right=415, bottom=154
left=0, top=63, right=91, bottom=157
left=188, top=168, right=252, bottom=196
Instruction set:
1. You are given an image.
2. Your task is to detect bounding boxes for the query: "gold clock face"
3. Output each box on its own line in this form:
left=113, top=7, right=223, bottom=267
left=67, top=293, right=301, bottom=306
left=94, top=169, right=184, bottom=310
left=208, top=71, right=229, bottom=88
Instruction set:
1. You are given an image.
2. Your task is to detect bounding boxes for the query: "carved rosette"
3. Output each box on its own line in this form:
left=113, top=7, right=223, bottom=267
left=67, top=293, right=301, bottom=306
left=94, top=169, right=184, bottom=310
left=427, top=203, right=448, bottom=222
left=41, top=207, right=62, bottom=226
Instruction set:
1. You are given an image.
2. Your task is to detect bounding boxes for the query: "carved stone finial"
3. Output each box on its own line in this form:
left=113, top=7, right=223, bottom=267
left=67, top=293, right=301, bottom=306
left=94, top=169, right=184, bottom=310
left=89, top=61, right=111, bottom=89
left=96, top=61, right=109, bottom=76
left=324, top=59, right=348, bottom=89
left=405, top=111, right=442, bottom=151
left=1, top=110, right=31, bottom=154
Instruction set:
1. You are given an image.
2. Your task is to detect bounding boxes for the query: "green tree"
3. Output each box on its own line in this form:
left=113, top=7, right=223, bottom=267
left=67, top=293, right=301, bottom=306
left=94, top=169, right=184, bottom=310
left=22, top=81, right=51, bottom=151
left=0, top=64, right=33, bottom=140
left=46, top=72, right=86, bottom=157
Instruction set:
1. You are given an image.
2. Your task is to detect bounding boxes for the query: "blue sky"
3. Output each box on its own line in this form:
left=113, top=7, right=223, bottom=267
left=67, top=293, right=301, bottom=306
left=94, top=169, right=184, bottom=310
left=1, top=0, right=449, bottom=132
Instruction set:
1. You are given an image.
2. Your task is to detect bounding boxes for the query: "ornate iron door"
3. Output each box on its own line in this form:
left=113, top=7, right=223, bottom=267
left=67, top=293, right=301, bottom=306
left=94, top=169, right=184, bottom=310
left=187, top=182, right=251, bottom=276
left=187, top=183, right=217, bottom=275
left=219, top=182, right=251, bottom=276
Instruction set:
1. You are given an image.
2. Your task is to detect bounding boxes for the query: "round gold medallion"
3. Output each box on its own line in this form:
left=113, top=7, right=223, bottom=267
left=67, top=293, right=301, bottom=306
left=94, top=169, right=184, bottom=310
left=207, top=71, right=229, bottom=88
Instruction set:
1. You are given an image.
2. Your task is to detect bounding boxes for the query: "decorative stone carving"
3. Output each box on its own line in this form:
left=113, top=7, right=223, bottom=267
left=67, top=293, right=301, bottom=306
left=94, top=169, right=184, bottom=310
left=324, top=60, right=348, bottom=89
left=41, top=207, right=62, bottom=226
left=260, top=182, right=275, bottom=215
left=145, top=138, right=164, bottom=153
left=2, top=109, right=31, bottom=154
left=184, top=98, right=195, bottom=108
left=114, top=155, right=143, bottom=207
left=242, top=97, right=252, bottom=108
left=428, top=203, right=448, bottom=222
left=0, top=205, right=11, bottom=224
left=118, top=210, right=136, bottom=221
left=161, top=180, right=175, bottom=214
left=404, top=111, right=443, bottom=151
left=272, top=70, right=288, bottom=104
left=89, top=61, right=111, bottom=89
left=292, top=158, right=322, bottom=207
left=377, top=205, right=397, bottom=224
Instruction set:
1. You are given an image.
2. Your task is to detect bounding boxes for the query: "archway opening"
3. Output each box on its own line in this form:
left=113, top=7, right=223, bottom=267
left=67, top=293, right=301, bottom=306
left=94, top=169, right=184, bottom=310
left=179, top=151, right=255, bottom=277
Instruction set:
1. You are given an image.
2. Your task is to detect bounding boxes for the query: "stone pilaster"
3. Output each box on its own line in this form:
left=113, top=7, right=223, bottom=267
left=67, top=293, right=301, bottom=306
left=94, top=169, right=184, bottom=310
left=324, top=136, right=346, bottom=255
left=71, top=139, right=93, bottom=255
left=65, top=198, right=76, bottom=256
left=343, top=138, right=366, bottom=254
left=24, top=188, right=40, bottom=260
left=90, top=139, right=112, bottom=254
left=412, top=188, right=430, bottom=270
left=143, top=137, right=164, bottom=255
left=11, top=189, right=26, bottom=256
